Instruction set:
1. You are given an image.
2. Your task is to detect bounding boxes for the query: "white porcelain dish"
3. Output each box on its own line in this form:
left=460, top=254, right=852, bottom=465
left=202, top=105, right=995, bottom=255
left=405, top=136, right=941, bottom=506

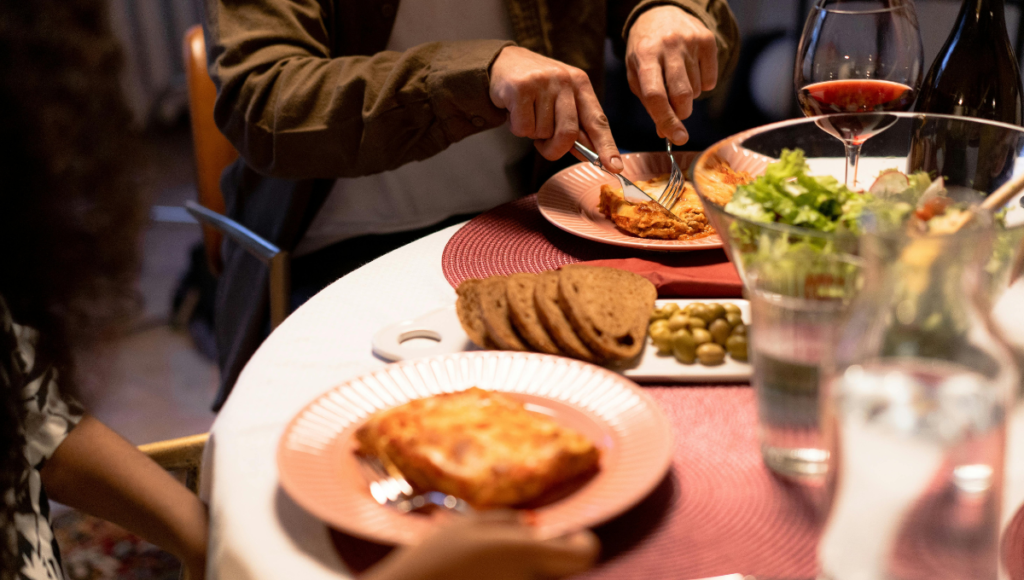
left=372, top=298, right=752, bottom=383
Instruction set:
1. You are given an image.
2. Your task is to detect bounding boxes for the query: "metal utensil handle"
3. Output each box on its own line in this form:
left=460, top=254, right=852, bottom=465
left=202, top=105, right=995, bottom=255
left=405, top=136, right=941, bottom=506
left=573, top=141, right=602, bottom=168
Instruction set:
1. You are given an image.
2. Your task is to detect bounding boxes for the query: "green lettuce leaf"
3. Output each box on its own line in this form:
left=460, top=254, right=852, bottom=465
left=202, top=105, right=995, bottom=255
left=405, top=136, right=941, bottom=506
left=724, top=149, right=867, bottom=235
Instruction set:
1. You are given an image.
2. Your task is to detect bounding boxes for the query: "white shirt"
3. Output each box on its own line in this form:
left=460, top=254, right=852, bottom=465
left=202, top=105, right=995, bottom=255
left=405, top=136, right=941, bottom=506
left=295, top=0, right=532, bottom=256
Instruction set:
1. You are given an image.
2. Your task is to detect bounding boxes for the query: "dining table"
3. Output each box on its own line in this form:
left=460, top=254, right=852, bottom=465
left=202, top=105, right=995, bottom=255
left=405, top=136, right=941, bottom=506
left=199, top=191, right=1024, bottom=580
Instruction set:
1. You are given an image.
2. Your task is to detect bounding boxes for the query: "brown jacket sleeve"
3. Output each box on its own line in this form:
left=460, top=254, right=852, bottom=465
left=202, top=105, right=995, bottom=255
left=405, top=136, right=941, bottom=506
left=205, top=0, right=512, bottom=179
left=613, top=0, right=741, bottom=95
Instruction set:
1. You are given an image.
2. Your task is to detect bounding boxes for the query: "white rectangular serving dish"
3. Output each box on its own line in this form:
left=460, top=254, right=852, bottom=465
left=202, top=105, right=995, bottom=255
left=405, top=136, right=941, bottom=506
left=371, top=299, right=751, bottom=383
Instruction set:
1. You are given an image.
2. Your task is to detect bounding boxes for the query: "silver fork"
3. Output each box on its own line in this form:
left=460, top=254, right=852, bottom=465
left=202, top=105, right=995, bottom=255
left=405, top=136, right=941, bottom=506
left=573, top=141, right=676, bottom=216
left=356, top=454, right=473, bottom=514
left=660, top=139, right=685, bottom=212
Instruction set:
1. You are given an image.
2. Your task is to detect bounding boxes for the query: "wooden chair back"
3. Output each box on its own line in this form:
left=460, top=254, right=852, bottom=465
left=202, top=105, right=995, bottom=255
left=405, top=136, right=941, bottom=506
left=183, top=25, right=238, bottom=276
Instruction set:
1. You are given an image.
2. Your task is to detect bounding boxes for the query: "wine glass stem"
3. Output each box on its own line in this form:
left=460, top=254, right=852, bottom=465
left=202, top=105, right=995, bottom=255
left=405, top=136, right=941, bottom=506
left=844, top=142, right=862, bottom=189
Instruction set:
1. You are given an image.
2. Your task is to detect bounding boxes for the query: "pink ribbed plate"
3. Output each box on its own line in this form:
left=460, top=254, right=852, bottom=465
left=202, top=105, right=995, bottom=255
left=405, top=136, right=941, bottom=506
left=537, top=151, right=723, bottom=251
left=277, top=352, right=673, bottom=546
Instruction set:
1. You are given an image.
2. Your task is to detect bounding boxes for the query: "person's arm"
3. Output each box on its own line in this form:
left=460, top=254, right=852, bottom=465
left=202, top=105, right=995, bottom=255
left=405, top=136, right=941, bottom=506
left=206, top=0, right=513, bottom=179
left=206, top=0, right=624, bottom=180
left=612, top=0, right=741, bottom=145
left=39, top=415, right=208, bottom=580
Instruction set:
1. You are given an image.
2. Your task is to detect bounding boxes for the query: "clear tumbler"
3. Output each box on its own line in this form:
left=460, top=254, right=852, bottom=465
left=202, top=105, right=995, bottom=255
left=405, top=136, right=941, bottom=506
left=818, top=213, right=1019, bottom=580
left=747, top=252, right=861, bottom=480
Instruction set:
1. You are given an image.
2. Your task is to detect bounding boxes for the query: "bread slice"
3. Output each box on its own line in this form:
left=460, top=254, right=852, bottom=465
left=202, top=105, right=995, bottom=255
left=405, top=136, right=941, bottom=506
left=506, top=273, right=562, bottom=355
left=478, top=276, right=529, bottom=351
left=534, top=271, right=598, bottom=362
left=557, top=265, right=656, bottom=361
left=455, top=279, right=495, bottom=349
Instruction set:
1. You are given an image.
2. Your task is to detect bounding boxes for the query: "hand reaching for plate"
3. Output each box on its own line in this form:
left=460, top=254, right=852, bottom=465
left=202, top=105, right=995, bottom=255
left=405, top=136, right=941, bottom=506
left=490, top=46, right=623, bottom=173
left=361, top=510, right=599, bottom=580
left=626, top=6, right=719, bottom=146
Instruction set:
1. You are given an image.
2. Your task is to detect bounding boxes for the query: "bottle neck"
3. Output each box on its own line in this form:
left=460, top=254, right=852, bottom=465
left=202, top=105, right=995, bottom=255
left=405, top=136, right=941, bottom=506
left=958, top=0, right=1006, bottom=27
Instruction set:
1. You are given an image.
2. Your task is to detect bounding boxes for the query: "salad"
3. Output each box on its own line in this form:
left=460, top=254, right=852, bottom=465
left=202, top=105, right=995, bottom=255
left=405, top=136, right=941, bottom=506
left=724, top=148, right=967, bottom=236
left=720, top=148, right=1022, bottom=300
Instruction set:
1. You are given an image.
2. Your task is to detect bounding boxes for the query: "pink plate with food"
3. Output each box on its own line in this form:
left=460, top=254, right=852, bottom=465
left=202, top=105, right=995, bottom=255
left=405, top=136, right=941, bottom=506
left=537, top=151, right=724, bottom=251
left=277, top=351, right=673, bottom=546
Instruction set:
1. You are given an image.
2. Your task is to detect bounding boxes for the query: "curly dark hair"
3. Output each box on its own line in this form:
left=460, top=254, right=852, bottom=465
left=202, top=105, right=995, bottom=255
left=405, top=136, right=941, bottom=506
left=0, top=0, right=144, bottom=576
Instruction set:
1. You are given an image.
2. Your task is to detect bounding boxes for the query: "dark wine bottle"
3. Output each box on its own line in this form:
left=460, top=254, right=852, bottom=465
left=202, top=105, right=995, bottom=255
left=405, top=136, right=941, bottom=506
left=909, top=0, right=1024, bottom=191
left=915, top=0, right=1023, bottom=123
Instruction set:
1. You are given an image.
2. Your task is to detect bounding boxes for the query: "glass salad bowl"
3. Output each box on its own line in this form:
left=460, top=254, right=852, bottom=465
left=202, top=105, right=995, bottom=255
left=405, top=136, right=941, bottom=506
left=691, top=112, right=1024, bottom=303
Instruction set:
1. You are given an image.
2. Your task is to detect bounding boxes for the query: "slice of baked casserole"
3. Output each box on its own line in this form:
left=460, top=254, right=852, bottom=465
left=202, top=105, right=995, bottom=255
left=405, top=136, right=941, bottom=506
left=355, top=387, right=600, bottom=508
left=596, top=159, right=752, bottom=240
left=598, top=175, right=713, bottom=240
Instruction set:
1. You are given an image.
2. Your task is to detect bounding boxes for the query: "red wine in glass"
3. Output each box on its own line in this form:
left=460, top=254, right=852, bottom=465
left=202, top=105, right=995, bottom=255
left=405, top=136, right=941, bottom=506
left=798, top=79, right=916, bottom=144
left=794, top=1, right=923, bottom=189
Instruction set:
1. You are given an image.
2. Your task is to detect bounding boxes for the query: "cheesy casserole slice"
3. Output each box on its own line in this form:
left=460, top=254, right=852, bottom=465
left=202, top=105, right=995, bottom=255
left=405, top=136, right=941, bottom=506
left=355, top=388, right=600, bottom=508
left=597, top=159, right=752, bottom=240
left=598, top=176, right=711, bottom=240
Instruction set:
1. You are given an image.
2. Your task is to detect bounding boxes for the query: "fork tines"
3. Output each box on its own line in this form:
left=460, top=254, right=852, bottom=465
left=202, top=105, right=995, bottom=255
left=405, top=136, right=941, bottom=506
left=356, top=454, right=473, bottom=514
left=659, top=139, right=684, bottom=214
left=658, top=174, right=684, bottom=213
left=358, top=455, right=414, bottom=506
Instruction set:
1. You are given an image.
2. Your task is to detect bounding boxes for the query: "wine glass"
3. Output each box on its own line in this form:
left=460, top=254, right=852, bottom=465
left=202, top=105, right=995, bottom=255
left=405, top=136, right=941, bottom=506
left=794, top=0, right=924, bottom=188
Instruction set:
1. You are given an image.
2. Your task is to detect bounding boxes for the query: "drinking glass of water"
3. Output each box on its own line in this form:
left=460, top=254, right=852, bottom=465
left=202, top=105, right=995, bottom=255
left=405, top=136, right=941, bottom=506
left=818, top=212, right=1018, bottom=580
left=746, top=252, right=861, bottom=480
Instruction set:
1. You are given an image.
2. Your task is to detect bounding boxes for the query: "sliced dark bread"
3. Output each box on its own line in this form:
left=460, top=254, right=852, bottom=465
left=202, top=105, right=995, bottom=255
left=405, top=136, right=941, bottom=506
left=557, top=265, right=656, bottom=361
left=478, top=276, right=529, bottom=351
left=533, top=271, right=598, bottom=362
left=506, top=273, right=562, bottom=355
left=455, top=279, right=496, bottom=349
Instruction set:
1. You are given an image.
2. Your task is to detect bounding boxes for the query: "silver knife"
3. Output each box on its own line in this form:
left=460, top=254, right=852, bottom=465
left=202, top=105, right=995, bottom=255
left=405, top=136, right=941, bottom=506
left=573, top=141, right=674, bottom=214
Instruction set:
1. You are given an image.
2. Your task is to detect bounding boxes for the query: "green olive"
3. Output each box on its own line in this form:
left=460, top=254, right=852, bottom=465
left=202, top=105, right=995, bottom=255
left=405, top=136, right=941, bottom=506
left=651, top=303, right=678, bottom=321
left=686, top=317, right=706, bottom=331
left=691, top=328, right=712, bottom=345
left=723, top=303, right=741, bottom=315
left=697, top=343, right=726, bottom=365
left=649, top=320, right=672, bottom=354
left=709, top=318, right=731, bottom=345
left=700, top=307, right=720, bottom=323
left=685, top=301, right=705, bottom=313
left=650, top=308, right=670, bottom=322
left=687, top=304, right=710, bottom=323
left=707, top=303, right=726, bottom=321
left=667, top=312, right=690, bottom=331
left=726, top=335, right=748, bottom=361
left=731, top=323, right=747, bottom=337
left=725, top=312, right=743, bottom=328
left=671, top=329, right=697, bottom=364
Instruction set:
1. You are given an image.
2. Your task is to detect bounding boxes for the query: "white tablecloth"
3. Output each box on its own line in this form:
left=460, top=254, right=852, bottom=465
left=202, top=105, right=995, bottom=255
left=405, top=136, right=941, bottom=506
left=203, top=224, right=463, bottom=580
left=202, top=220, right=1024, bottom=580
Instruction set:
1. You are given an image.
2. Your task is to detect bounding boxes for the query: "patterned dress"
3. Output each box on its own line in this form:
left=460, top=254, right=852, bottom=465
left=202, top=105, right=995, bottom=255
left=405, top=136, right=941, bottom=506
left=1, top=298, right=82, bottom=580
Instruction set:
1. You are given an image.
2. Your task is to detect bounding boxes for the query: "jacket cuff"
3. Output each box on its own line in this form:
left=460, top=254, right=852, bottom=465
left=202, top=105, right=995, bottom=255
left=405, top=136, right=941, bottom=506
left=424, top=39, right=516, bottom=145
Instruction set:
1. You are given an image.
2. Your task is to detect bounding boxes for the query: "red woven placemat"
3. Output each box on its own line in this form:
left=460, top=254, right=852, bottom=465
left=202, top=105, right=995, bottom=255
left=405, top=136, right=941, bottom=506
left=583, top=386, right=821, bottom=580
left=331, top=386, right=823, bottom=579
left=441, top=195, right=733, bottom=289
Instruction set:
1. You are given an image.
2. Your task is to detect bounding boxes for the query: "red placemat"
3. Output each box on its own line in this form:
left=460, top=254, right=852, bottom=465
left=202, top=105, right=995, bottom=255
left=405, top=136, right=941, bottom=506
left=330, top=387, right=823, bottom=579
left=442, top=196, right=740, bottom=295
left=583, top=387, right=821, bottom=580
